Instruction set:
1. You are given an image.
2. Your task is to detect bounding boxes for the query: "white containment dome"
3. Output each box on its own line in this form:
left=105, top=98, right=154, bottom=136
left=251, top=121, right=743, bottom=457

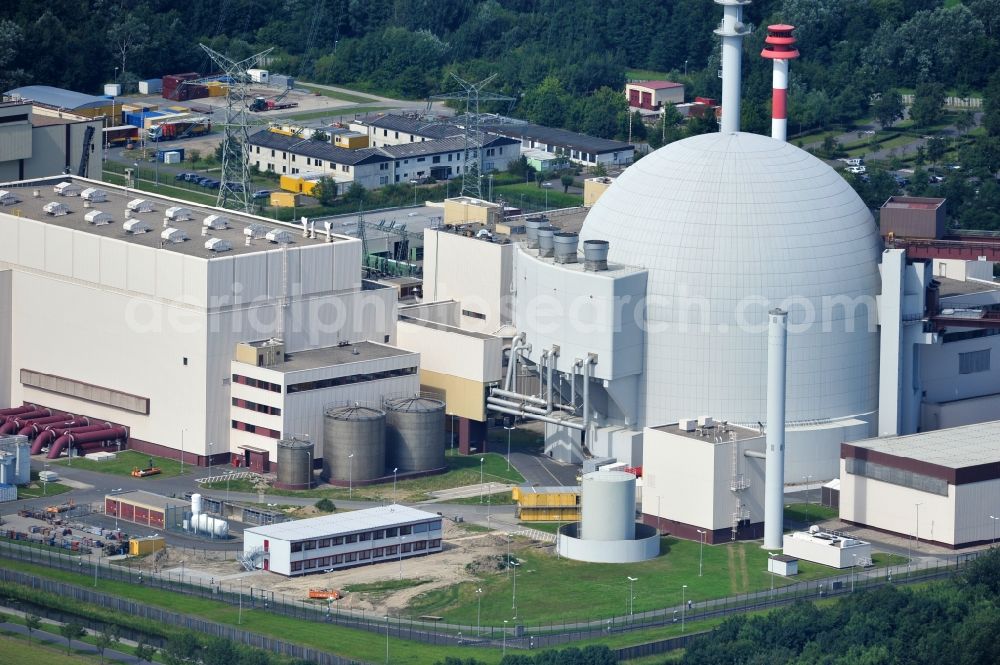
left=578, top=132, right=881, bottom=427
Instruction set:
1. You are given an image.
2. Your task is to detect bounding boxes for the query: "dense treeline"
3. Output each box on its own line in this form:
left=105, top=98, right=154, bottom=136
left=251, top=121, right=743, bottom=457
left=678, top=548, right=1000, bottom=665
left=2, top=1, right=999, bottom=141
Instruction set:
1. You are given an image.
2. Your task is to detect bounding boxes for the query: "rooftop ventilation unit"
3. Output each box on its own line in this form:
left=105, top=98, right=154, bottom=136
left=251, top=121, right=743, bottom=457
left=244, top=223, right=268, bottom=239
left=203, top=214, right=229, bottom=230
left=536, top=225, right=558, bottom=258
left=0, top=190, right=19, bottom=206
left=161, top=227, right=189, bottom=243
left=84, top=210, right=113, bottom=226
left=165, top=206, right=193, bottom=221
left=123, top=219, right=151, bottom=234
left=553, top=232, right=579, bottom=264
left=583, top=239, right=609, bottom=271
left=43, top=201, right=69, bottom=216
left=266, top=229, right=293, bottom=244
left=205, top=237, right=232, bottom=253
left=127, top=198, right=154, bottom=213
left=698, top=415, right=715, bottom=428
left=53, top=182, right=82, bottom=197
left=678, top=418, right=697, bottom=432
left=80, top=187, right=107, bottom=202
left=524, top=216, right=545, bottom=249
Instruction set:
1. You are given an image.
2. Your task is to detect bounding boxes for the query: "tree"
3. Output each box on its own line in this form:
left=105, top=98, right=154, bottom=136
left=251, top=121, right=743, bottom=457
left=24, top=613, right=41, bottom=645
left=134, top=638, right=158, bottom=664
left=314, top=498, right=335, bottom=512
left=59, top=621, right=84, bottom=655
left=535, top=171, right=545, bottom=188
left=872, top=90, right=904, bottom=128
left=343, top=182, right=367, bottom=204
left=311, top=130, right=330, bottom=142
left=95, top=625, right=120, bottom=665
left=984, top=70, right=1000, bottom=137
left=560, top=174, right=574, bottom=193
left=312, top=178, right=338, bottom=207
left=163, top=631, right=202, bottom=665
left=203, top=637, right=239, bottom=665
left=926, top=136, right=948, bottom=165
left=955, top=109, right=977, bottom=135
left=592, top=162, right=609, bottom=177
left=910, top=81, right=946, bottom=128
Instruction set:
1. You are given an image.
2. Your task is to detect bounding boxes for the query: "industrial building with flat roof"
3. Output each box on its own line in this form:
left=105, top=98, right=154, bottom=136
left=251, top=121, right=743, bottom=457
left=839, top=421, right=1000, bottom=548
left=0, top=101, right=103, bottom=181
left=483, top=122, right=635, bottom=167
left=243, top=504, right=443, bottom=576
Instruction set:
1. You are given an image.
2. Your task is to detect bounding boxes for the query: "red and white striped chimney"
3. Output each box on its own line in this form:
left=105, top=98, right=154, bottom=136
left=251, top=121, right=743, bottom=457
left=760, top=24, right=799, bottom=142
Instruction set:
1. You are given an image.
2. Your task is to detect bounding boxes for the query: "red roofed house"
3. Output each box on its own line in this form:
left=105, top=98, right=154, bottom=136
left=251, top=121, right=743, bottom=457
left=625, top=80, right=685, bottom=111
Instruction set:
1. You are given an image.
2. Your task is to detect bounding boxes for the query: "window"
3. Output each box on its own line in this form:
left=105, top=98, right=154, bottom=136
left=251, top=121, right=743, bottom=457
left=231, top=397, right=281, bottom=416
left=255, top=146, right=260, bottom=154
left=402, top=543, right=412, bottom=553
left=379, top=176, right=389, bottom=185
left=291, top=168, right=298, bottom=174
left=417, top=157, right=425, bottom=162
left=282, top=166, right=286, bottom=174
left=304, top=559, right=316, bottom=569
left=383, top=129, right=388, bottom=136
left=462, top=309, right=487, bottom=320
left=291, top=561, right=303, bottom=571
left=342, top=164, right=349, bottom=172
left=332, top=554, right=344, bottom=563
left=380, top=162, right=389, bottom=170
left=291, top=542, right=303, bottom=553
left=385, top=527, right=398, bottom=538
left=270, top=149, right=275, bottom=157
left=319, top=538, right=331, bottom=548
left=433, top=156, right=441, bottom=163
left=394, top=131, right=399, bottom=139
left=345, top=552, right=357, bottom=562
left=413, top=523, right=428, bottom=533
left=182, top=357, right=188, bottom=366
left=413, top=541, right=426, bottom=551
left=231, top=375, right=281, bottom=393
left=359, top=550, right=371, bottom=560
left=303, top=540, right=316, bottom=550
left=286, top=366, right=417, bottom=393
left=359, top=532, right=372, bottom=541
left=346, top=534, right=358, bottom=543
left=230, top=420, right=281, bottom=439
left=373, top=530, right=385, bottom=540
left=373, top=547, right=384, bottom=557
left=332, top=536, right=344, bottom=546
left=960, top=349, right=991, bottom=374
left=291, top=155, right=296, bottom=162
left=400, top=525, right=412, bottom=535
left=387, top=545, right=398, bottom=555
left=429, top=539, right=441, bottom=548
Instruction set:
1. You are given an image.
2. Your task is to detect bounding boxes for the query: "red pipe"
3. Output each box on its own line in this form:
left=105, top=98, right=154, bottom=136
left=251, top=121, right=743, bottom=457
left=49, top=426, right=126, bottom=459
left=22, top=419, right=77, bottom=439
left=0, top=409, right=52, bottom=435
left=32, top=421, right=106, bottom=454
left=0, top=405, right=36, bottom=422
left=16, top=414, right=74, bottom=437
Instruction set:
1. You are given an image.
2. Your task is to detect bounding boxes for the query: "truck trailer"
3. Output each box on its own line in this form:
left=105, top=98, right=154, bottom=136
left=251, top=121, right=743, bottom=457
left=147, top=117, right=212, bottom=142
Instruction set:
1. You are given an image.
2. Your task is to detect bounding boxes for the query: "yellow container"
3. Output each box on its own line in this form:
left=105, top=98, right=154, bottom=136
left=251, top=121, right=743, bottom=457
left=279, top=174, right=302, bottom=193
left=300, top=179, right=319, bottom=196
left=270, top=191, right=303, bottom=207
left=129, top=536, right=166, bottom=556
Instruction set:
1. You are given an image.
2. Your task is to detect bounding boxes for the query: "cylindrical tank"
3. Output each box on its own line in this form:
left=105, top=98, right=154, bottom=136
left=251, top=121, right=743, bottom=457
left=580, top=471, right=636, bottom=541
left=583, top=239, right=609, bottom=271
left=385, top=397, right=446, bottom=472
left=524, top=216, right=546, bottom=248
left=276, top=438, right=315, bottom=489
left=323, top=405, right=386, bottom=482
left=537, top=225, right=558, bottom=257
left=191, top=493, right=203, bottom=516
left=192, top=513, right=229, bottom=538
left=553, top=232, right=579, bottom=264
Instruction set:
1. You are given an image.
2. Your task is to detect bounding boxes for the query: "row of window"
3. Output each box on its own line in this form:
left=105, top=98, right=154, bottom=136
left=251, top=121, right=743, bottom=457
left=286, top=366, right=417, bottom=394
left=959, top=349, right=991, bottom=375
left=461, top=309, right=486, bottom=320
left=232, top=374, right=282, bottom=393
left=289, top=539, right=441, bottom=572
left=289, top=522, right=440, bottom=552
left=232, top=397, right=281, bottom=416
left=232, top=420, right=281, bottom=439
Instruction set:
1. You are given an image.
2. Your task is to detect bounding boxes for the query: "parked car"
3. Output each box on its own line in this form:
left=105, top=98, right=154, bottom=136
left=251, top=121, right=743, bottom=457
left=204, top=179, right=220, bottom=189
left=174, top=172, right=189, bottom=181
left=183, top=173, right=200, bottom=182
left=846, top=165, right=867, bottom=174
left=252, top=189, right=272, bottom=199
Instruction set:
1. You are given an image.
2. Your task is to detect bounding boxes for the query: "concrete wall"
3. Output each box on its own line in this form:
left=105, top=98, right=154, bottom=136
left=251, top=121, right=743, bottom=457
left=921, top=393, right=1000, bottom=431
left=920, top=334, right=1000, bottom=406
left=0, top=270, right=10, bottom=409
left=933, top=258, right=995, bottom=282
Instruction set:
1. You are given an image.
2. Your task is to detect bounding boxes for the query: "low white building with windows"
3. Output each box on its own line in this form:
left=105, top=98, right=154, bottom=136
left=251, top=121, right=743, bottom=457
left=243, top=504, right=443, bottom=576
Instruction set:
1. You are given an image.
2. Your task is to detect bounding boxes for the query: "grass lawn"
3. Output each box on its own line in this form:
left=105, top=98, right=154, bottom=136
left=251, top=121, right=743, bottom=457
left=201, top=450, right=525, bottom=502
left=784, top=503, right=838, bottom=524
left=17, top=481, right=73, bottom=499
left=282, top=105, right=388, bottom=122
left=52, top=450, right=189, bottom=479
left=0, top=634, right=100, bottom=665
left=626, top=69, right=674, bottom=81
left=300, top=84, right=377, bottom=104
left=494, top=183, right=583, bottom=210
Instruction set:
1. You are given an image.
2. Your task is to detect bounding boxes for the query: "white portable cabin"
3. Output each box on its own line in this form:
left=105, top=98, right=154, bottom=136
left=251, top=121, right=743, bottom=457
left=42, top=201, right=70, bottom=216
left=80, top=187, right=108, bottom=202
left=123, top=219, right=151, bottom=234
left=127, top=198, right=154, bottom=213
left=205, top=237, right=232, bottom=253
left=248, top=68, right=269, bottom=84
left=244, top=223, right=268, bottom=239
left=85, top=210, right=113, bottom=226
left=161, top=227, right=189, bottom=243
left=165, top=206, right=193, bottom=221
left=203, top=214, right=229, bottom=230
left=266, top=229, right=293, bottom=244
left=0, top=190, right=19, bottom=206
left=53, top=182, right=82, bottom=197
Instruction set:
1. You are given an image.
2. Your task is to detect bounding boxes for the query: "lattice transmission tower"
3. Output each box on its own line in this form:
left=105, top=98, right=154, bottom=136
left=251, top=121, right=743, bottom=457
left=200, top=44, right=273, bottom=212
left=430, top=74, right=516, bottom=199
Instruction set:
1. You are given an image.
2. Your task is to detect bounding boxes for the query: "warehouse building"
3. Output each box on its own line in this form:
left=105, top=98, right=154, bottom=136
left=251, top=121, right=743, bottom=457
left=839, top=421, right=1000, bottom=549
left=105, top=490, right=178, bottom=530
left=349, top=114, right=462, bottom=147
left=243, top=504, right=443, bottom=576
left=625, top=80, right=685, bottom=111
left=0, top=175, right=403, bottom=469
left=0, top=101, right=103, bottom=181
left=4, top=86, right=116, bottom=121
left=483, top=122, right=634, bottom=167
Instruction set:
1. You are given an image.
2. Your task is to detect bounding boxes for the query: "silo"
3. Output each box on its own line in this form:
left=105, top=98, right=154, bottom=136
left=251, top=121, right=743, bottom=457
left=385, top=397, right=446, bottom=472
left=323, top=405, right=386, bottom=482
left=276, top=438, right=315, bottom=490
left=580, top=471, right=636, bottom=541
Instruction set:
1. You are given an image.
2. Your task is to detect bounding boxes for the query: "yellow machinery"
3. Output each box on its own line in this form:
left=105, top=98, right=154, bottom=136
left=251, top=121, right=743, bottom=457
left=512, top=486, right=581, bottom=522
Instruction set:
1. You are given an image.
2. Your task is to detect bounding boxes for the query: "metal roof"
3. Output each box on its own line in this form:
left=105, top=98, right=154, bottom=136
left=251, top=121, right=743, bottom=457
left=847, top=420, right=1000, bottom=469
left=249, top=130, right=391, bottom=166
left=5, top=85, right=111, bottom=110
left=245, top=504, right=440, bottom=541
left=484, top=123, right=634, bottom=155
left=365, top=114, right=463, bottom=139
left=629, top=80, right=683, bottom=90
left=377, top=135, right=517, bottom=160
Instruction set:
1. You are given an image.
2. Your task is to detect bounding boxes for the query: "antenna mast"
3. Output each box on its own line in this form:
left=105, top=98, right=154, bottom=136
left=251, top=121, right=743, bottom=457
left=199, top=44, right=273, bottom=212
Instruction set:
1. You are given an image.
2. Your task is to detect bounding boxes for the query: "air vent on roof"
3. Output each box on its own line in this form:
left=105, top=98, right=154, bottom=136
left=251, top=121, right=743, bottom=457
left=84, top=210, right=113, bottom=226
left=123, top=219, right=151, bottom=234
left=205, top=238, right=232, bottom=253
left=0, top=190, right=20, bottom=206
left=53, top=182, right=81, bottom=197
left=203, top=214, right=229, bottom=230
left=244, top=223, right=268, bottom=239
left=165, top=206, right=193, bottom=221
left=127, top=198, right=154, bottom=213
left=266, top=229, right=293, bottom=244
left=80, top=187, right=107, bottom=202
left=43, top=201, right=69, bottom=216
left=161, top=227, right=189, bottom=243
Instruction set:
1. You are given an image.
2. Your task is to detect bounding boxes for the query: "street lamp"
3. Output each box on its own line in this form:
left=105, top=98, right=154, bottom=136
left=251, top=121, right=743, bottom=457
left=914, top=502, right=923, bottom=553
left=681, top=585, right=687, bottom=632
left=409, top=179, right=418, bottom=206
left=392, top=467, right=398, bottom=505
left=697, top=529, right=706, bottom=577
left=511, top=558, right=519, bottom=615
left=476, top=587, right=483, bottom=635
left=208, top=441, right=213, bottom=475
left=803, top=475, right=813, bottom=503
left=503, top=619, right=508, bottom=657
left=225, top=470, right=233, bottom=505
left=349, top=453, right=354, bottom=499
left=990, top=515, right=999, bottom=546
left=768, top=552, right=780, bottom=594
left=684, top=59, right=688, bottom=77
left=398, top=534, right=403, bottom=580
left=384, top=614, right=390, bottom=665
left=504, top=421, right=514, bottom=471
left=479, top=457, right=485, bottom=503
left=851, top=553, right=858, bottom=592
left=626, top=576, right=637, bottom=615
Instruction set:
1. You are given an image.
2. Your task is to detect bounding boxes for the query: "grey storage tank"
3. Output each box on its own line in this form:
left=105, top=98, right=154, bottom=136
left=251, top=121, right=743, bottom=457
left=323, top=405, right=386, bottom=482
left=385, top=396, right=446, bottom=472
left=275, top=437, right=315, bottom=490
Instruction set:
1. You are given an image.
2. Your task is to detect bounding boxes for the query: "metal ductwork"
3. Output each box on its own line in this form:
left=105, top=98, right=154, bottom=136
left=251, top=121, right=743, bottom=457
left=0, top=409, right=52, bottom=435
left=524, top=216, right=546, bottom=249
left=553, top=232, right=579, bottom=264
left=31, top=420, right=99, bottom=454
left=537, top=225, right=558, bottom=258
left=583, top=240, right=609, bottom=271
left=47, top=426, right=126, bottom=459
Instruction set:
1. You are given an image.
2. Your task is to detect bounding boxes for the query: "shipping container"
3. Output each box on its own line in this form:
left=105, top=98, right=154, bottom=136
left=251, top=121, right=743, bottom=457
left=247, top=68, right=269, bottom=84
left=270, top=191, right=304, bottom=207
left=129, top=536, right=165, bottom=556
left=279, top=174, right=303, bottom=193
left=102, top=125, right=140, bottom=147
left=138, top=78, right=162, bottom=95
left=156, top=148, right=184, bottom=163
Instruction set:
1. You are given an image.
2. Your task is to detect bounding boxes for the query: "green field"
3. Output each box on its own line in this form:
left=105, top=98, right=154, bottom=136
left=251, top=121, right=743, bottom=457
left=0, top=635, right=99, bottom=665
left=494, top=183, right=583, bottom=210
left=626, top=69, right=674, bottom=81
left=17, top=481, right=73, bottom=499
left=282, top=105, right=388, bottom=122
left=52, top=450, right=189, bottom=479
left=784, top=503, right=838, bottom=524
left=201, top=450, right=525, bottom=501
left=299, top=84, right=378, bottom=104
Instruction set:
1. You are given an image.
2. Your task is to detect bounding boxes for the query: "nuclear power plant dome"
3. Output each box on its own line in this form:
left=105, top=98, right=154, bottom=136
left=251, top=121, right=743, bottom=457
left=578, top=131, right=882, bottom=426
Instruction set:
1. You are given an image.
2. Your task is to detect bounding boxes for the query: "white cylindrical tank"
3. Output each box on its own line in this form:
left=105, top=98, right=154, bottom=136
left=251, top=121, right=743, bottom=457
left=191, top=493, right=203, bottom=516
left=192, top=513, right=229, bottom=538
left=581, top=471, right=636, bottom=541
